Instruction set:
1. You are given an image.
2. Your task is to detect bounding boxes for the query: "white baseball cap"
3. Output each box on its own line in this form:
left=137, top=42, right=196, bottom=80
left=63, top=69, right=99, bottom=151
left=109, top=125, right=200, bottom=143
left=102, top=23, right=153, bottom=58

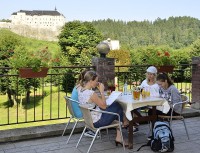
left=146, top=66, right=157, bottom=74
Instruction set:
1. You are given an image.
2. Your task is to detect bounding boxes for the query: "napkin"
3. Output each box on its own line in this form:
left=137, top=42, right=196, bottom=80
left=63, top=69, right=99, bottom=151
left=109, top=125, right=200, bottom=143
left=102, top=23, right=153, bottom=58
left=156, top=100, right=170, bottom=114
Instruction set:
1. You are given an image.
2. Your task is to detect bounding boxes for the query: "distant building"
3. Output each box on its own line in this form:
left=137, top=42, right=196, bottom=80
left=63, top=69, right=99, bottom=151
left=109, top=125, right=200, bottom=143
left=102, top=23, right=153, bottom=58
left=103, top=38, right=120, bottom=50
left=10, top=8, right=66, bottom=31
left=0, top=22, right=12, bottom=29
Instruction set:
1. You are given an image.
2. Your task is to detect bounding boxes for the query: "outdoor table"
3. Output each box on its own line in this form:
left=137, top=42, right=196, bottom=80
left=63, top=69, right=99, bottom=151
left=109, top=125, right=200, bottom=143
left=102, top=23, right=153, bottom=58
left=116, top=95, right=168, bottom=149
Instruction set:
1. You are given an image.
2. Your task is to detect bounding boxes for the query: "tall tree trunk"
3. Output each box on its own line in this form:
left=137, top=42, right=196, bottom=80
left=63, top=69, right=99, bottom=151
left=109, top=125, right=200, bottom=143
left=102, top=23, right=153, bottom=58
left=20, top=93, right=23, bottom=108
left=7, top=88, right=13, bottom=106
left=26, top=90, right=31, bottom=103
left=12, top=94, right=17, bottom=106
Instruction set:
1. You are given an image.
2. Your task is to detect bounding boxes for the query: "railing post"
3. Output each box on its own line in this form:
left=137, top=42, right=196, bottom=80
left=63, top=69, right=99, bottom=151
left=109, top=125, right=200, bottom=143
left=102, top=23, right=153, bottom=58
left=192, top=57, right=200, bottom=109
left=92, top=57, right=115, bottom=90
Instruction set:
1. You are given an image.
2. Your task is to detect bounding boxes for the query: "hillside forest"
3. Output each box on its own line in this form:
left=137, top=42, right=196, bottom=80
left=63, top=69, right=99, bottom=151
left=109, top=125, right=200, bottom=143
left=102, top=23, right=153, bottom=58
left=1, top=16, right=200, bottom=67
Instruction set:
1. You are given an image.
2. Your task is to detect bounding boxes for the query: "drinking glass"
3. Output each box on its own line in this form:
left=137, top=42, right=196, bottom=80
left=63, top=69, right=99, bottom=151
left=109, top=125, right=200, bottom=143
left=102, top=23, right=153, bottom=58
left=146, top=87, right=151, bottom=97
left=133, top=88, right=140, bottom=100
left=107, top=90, right=111, bottom=96
left=141, top=88, right=146, bottom=98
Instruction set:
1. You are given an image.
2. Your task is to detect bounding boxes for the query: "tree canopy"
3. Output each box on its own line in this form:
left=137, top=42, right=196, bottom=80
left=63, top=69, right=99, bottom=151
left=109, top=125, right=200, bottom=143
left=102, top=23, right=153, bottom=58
left=92, top=16, right=200, bottom=50
left=0, top=29, right=21, bottom=62
left=58, top=21, right=103, bottom=65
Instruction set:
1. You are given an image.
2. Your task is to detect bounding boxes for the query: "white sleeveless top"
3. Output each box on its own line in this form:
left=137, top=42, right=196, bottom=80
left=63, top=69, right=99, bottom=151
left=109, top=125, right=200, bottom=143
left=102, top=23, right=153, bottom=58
left=78, top=89, right=102, bottom=123
left=140, top=79, right=160, bottom=97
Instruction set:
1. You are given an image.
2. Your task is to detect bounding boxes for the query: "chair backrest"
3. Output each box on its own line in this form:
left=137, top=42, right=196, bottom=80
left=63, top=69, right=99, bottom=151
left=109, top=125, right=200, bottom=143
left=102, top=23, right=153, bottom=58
left=79, top=104, right=96, bottom=131
left=64, top=96, right=83, bottom=119
left=69, top=87, right=83, bottom=118
left=181, top=94, right=189, bottom=107
left=181, top=94, right=189, bottom=102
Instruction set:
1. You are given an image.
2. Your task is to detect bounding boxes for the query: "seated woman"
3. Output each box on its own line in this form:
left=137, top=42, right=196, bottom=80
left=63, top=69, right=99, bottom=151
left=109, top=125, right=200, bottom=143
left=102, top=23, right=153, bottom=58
left=148, top=72, right=182, bottom=116
left=70, top=68, right=99, bottom=138
left=140, top=66, right=159, bottom=97
left=134, top=66, right=160, bottom=132
left=78, top=70, right=128, bottom=146
left=70, top=69, right=89, bottom=118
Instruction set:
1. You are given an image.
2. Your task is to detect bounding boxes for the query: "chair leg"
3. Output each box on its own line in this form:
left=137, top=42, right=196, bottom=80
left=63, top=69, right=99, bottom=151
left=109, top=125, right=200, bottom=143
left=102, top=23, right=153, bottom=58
left=106, top=128, right=110, bottom=140
left=119, top=125, right=125, bottom=151
left=182, top=119, right=190, bottom=140
left=87, top=129, right=99, bottom=153
left=170, top=117, right=189, bottom=140
left=147, top=121, right=152, bottom=137
left=99, top=130, right=102, bottom=140
left=62, top=116, right=72, bottom=136
left=106, top=128, right=109, bottom=135
left=76, top=127, right=87, bottom=148
left=66, top=119, right=78, bottom=144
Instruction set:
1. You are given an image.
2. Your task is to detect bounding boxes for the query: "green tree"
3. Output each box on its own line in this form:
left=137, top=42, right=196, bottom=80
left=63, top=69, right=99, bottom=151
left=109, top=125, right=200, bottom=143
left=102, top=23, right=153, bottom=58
left=92, top=16, right=200, bottom=50
left=107, top=49, right=131, bottom=65
left=0, top=19, right=11, bottom=22
left=0, top=29, right=21, bottom=62
left=58, top=21, right=103, bottom=66
left=0, top=29, right=22, bottom=100
left=190, top=38, right=200, bottom=57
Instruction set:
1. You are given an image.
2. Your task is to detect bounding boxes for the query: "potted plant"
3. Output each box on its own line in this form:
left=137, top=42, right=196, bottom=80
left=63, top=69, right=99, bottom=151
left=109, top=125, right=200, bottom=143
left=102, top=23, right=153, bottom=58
left=145, top=49, right=176, bottom=73
left=9, top=46, right=58, bottom=78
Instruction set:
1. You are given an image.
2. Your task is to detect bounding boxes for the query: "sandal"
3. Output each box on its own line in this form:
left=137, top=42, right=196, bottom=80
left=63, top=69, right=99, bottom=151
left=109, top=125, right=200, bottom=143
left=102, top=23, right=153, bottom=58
left=115, top=140, right=129, bottom=147
left=122, top=124, right=129, bottom=129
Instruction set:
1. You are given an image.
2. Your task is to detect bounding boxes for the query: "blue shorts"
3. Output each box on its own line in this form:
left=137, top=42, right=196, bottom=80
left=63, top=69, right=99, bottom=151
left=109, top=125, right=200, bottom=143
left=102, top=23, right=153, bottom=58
left=93, top=102, right=123, bottom=128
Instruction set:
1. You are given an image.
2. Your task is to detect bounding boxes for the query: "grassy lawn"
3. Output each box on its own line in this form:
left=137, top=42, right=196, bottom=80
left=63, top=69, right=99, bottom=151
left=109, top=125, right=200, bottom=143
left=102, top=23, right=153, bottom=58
left=0, top=87, right=71, bottom=130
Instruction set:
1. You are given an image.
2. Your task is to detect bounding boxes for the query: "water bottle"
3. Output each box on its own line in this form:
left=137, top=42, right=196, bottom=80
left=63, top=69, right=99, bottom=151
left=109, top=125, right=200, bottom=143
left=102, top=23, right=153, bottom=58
left=123, top=81, right=128, bottom=95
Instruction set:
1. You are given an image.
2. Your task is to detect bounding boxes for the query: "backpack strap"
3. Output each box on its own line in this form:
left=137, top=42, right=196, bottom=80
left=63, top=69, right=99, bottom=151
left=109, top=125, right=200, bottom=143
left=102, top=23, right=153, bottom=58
left=137, top=140, right=151, bottom=151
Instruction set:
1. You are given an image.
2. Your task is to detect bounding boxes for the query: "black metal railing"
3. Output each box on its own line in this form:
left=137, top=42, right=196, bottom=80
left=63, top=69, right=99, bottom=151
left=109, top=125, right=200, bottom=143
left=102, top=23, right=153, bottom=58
left=0, top=66, right=95, bottom=126
left=0, top=64, right=192, bottom=126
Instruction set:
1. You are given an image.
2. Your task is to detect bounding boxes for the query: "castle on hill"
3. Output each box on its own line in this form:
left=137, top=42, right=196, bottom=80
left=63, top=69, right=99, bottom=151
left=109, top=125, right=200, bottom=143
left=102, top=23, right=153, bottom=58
left=10, top=8, right=66, bottom=31
left=0, top=8, right=66, bottom=41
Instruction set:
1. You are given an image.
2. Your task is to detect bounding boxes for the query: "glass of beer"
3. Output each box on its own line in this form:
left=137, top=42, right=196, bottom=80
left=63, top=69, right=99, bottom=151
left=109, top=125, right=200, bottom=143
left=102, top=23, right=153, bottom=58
left=141, top=88, right=146, bottom=98
left=133, top=87, right=140, bottom=100
left=145, top=87, right=150, bottom=97
left=107, top=90, right=111, bottom=96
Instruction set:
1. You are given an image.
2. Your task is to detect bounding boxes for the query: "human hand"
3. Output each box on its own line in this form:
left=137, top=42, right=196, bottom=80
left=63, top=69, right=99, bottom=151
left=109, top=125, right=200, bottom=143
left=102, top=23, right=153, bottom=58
left=97, top=82, right=105, bottom=93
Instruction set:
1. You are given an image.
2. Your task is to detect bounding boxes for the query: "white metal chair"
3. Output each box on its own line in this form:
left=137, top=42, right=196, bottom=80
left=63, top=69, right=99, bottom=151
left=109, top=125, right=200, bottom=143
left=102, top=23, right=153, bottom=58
left=158, top=94, right=190, bottom=139
left=62, top=96, right=83, bottom=144
left=76, top=104, right=125, bottom=153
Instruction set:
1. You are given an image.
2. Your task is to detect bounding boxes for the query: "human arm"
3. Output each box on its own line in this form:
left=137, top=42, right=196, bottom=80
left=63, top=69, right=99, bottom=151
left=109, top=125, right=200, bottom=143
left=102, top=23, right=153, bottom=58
left=169, top=85, right=182, bottom=113
left=170, top=86, right=182, bottom=105
left=90, top=82, right=107, bottom=109
left=140, top=80, right=146, bottom=89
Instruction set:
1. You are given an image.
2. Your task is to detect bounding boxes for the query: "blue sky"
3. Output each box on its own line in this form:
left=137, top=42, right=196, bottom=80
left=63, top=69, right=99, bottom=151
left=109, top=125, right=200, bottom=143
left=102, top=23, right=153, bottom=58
left=1, top=0, right=200, bottom=22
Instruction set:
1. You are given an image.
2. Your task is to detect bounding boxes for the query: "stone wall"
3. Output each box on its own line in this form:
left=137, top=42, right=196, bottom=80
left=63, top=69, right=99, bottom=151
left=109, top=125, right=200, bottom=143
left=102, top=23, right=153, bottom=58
left=92, top=57, right=115, bottom=90
left=192, top=57, right=200, bottom=109
left=0, top=22, right=60, bottom=41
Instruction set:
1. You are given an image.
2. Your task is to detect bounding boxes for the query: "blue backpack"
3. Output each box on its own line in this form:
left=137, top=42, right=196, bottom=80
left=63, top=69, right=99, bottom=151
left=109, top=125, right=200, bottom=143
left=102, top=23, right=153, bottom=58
left=137, top=121, right=174, bottom=152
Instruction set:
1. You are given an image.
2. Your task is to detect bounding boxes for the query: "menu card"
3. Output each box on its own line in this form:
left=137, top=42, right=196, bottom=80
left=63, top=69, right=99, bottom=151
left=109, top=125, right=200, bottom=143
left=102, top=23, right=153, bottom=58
left=106, top=91, right=122, bottom=105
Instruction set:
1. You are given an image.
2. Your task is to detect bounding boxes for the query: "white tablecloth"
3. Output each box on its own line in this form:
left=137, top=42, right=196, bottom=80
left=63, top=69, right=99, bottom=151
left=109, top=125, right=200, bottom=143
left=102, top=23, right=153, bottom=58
left=116, top=95, right=170, bottom=120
